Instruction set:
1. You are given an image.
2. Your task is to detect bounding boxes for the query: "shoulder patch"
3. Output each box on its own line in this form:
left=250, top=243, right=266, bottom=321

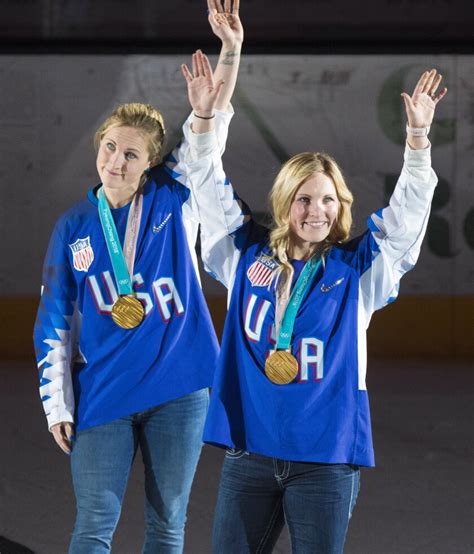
left=69, top=236, right=94, bottom=272
left=246, top=254, right=279, bottom=287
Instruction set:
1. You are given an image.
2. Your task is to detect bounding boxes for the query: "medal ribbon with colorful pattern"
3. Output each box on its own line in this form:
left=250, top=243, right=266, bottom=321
left=98, top=187, right=144, bottom=328
left=265, top=255, right=321, bottom=384
left=276, top=255, right=321, bottom=350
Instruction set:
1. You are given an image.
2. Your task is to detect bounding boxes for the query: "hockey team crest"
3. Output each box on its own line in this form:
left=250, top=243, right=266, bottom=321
left=247, top=255, right=279, bottom=287
left=69, top=236, right=94, bottom=272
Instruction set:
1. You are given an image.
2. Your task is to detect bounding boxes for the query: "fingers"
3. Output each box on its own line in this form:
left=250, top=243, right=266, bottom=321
left=413, top=68, right=447, bottom=100
left=210, top=0, right=238, bottom=16
left=181, top=64, right=193, bottom=83
left=400, top=92, right=415, bottom=113
left=422, top=69, right=448, bottom=103
left=423, top=69, right=436, bottom=96
left=195, top=50, right=213, bottom=80
left=64, top=422, right=75, bottom=441
left=196, top=50, right=206, bottom=78
left=434, top=86, right=448, bottom=103
left=201, top=52, right=214, bottom=79
left=192, top=51, right=198, bottom=78
left=431, top=72, right=443, bottom=95
left=212, top=0, right=223, bottom=13
left=421, top=69, right=436, bottom=93
left=51, top=422, right=75, bottom=455
left=184, top=50, right=214, bottom=82
left=210, top=10, right=230, bottom=29
left=51, top=426, right=70, bottom=454
left=429, top=72, right=447, bottom=103
left=412, top=70, right=429, bottom=97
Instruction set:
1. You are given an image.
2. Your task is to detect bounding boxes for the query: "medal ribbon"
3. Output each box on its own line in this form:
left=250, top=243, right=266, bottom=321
left=276, top=256, right=321, bottom=350
left=98, top=187, right=143, bottom=296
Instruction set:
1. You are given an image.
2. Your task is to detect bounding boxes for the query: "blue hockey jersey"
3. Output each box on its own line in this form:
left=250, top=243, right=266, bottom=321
left=34, top=111, right=232, bottom=432
left=187, top=130, right=437, bottom=467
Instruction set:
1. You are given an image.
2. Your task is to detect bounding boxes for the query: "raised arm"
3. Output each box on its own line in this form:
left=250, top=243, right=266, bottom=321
left=181, top=51, right=250, bottom=289
left=207, top=0, right=243, bottom=112
left=359, top=69, right=447, bottom=316
left=163, top=0, right=244, bottom=182
left=165, top=49, right=229, bottom=263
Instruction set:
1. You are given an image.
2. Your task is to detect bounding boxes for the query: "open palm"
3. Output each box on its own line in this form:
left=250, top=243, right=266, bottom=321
left=401, top=69, right=447, bottom=128
left=208, top=0, right=243, bottom=45
left=181, top=51, right=224, bottom=117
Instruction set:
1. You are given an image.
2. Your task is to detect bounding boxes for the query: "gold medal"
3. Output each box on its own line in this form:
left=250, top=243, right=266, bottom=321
left=111, top=295, right=145, bottom=329
left=265, top=350, right=298, bottom=384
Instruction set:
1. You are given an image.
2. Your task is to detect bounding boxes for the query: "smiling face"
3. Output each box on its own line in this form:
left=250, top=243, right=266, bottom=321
left=96, top=125, right=151, bottom=192
left=289, top=172, right=340, bottom=259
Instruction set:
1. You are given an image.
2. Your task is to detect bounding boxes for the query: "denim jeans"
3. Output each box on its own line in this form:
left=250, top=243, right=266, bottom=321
left=68, top=388, right=209, bottom=554
left=212, top=450, right=360, bottom=554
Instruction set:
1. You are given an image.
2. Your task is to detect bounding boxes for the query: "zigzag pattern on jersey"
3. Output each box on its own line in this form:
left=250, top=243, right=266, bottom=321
left=34, top=264, right=77, bottom=420
left=367, top=210, right=399, bottom=305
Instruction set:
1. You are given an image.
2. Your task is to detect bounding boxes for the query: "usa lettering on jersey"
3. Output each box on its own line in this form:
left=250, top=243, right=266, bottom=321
left=87, top=271, right=184, bottom=323
left=244, top=293, right=324, bottom=382
left=69, top=237, right=94, bottom=272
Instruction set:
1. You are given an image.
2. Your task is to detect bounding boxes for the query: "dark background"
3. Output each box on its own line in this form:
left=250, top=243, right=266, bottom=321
left=0, top=0, right=472, bottom=53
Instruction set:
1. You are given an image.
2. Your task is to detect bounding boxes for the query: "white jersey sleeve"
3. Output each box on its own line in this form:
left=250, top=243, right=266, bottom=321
left=185, top=127, right=250, bottom=292
left=34, top=224, right=79, bottom=429
left=355, top=143, right=437, bottom=390
left=163, top=109, right=234, bottom=283
left=360, top=143, right=437, bottom=323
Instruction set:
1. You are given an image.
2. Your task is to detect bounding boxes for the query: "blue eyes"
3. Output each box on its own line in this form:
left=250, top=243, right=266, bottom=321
left=105, top=142, right=137, bottom=160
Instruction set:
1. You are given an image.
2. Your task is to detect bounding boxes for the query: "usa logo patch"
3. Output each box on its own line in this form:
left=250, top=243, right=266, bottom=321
left=247, top=255, right=278, bottom=287
left=69, top=236, right=94, bottom=272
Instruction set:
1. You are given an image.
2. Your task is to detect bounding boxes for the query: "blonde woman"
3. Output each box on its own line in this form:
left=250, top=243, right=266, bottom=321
left=185, top=69, right=447, bottom=553
left=33, top=2, right=243, bottom=551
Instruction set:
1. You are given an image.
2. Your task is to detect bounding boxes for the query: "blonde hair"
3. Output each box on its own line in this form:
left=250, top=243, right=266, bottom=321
left=94, top=103, right=166, bottom=166
left=268, top=152, right=353, bottom=290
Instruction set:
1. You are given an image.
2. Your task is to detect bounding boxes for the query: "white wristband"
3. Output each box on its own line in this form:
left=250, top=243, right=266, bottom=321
left=406, top=124, right=430, bottom=137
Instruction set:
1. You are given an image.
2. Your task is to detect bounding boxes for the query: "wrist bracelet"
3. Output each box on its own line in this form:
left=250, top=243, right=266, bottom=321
left=406, top=124, right=430, bottom=137
left=194, top=113, right=215, bottom=120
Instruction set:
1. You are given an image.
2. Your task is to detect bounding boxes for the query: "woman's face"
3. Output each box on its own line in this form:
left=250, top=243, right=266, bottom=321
left=96, top=125, right=150, bottom=191
left=289, top=172, right=340, bottom=259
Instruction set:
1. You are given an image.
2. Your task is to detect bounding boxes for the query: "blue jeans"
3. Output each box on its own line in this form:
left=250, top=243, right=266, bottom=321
left=212, top=450, right=360, bottom=554
left=68, top=389, right=209, bottom=554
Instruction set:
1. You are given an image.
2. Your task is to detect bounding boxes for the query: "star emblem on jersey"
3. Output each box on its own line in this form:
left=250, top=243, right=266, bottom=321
left=69, top=236, right=94, bottom=272
left=320, top=277, right=344, bottom=292
left=246, top=255, right=279, bottom=287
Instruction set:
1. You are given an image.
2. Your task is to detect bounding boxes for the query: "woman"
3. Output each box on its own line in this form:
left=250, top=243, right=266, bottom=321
left=33, top=2, right=243, bottom=552
left=185, top=68, right=447, bottom=553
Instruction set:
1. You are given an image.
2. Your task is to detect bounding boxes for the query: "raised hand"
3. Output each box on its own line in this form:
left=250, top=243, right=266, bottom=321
left=181, top=50, right=225, bottom=118
left=401, top=69, right=447, bottom=129
left=208, top=0, right=243, bottom=46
